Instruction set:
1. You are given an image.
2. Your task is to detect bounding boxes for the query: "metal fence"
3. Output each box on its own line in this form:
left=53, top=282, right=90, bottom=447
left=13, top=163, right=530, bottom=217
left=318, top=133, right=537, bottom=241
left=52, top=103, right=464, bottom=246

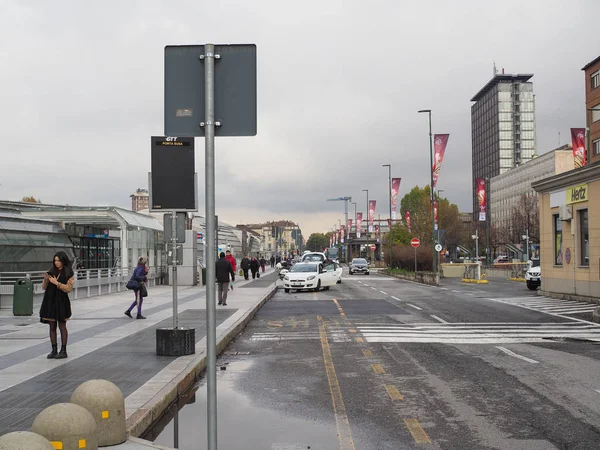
left=0, top=267, right=165, bottom=308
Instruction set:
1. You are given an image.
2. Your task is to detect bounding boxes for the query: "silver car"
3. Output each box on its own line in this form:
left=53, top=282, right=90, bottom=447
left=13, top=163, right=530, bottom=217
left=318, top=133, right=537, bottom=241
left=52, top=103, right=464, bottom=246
left=349, top=258, right=369, bottom=275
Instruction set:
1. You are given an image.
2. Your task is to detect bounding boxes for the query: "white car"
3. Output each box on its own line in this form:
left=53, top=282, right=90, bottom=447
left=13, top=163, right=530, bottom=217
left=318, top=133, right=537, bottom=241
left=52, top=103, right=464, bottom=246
left=525, top=263, right=541, bottom=291
left=283, top=262, right=338, bottom=293
left=301, top=252, right=327, bottom=263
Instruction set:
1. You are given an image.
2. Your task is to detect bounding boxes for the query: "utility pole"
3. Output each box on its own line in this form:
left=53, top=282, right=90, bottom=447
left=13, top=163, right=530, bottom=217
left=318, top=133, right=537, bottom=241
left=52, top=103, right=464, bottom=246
left=418, top=109, right=437, bottom=276
left=383, top=164, right=393, bottom=269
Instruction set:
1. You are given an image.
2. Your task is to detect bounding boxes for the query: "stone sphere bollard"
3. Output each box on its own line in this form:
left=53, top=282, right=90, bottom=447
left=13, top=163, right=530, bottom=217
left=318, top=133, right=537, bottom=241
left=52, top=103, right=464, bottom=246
left=31, top=403, right=98, bottom=450
left=0, top=431, right=55, bottom=450
left=70, top=380, right=126, bottom=447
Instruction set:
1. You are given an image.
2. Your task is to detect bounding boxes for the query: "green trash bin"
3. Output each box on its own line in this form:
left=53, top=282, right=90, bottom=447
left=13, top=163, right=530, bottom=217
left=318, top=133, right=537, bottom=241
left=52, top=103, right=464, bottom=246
left=13, top=278, right=34, bottom=316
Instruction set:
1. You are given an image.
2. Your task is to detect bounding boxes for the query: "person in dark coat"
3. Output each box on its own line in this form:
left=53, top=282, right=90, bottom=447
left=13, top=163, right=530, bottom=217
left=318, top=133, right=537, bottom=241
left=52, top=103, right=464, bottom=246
left=125, top=257, right=148, bottom=319
left=40, top=251, right=75, bottom=359
left=240, top=255, right=251, bottom=280
left=260, top=256, right=267, bottom=273
left=270, top=255, right=275, bottom=268
left=250, top=257, right=260, bottom=279
left=216, top=252, right=235, bottom=305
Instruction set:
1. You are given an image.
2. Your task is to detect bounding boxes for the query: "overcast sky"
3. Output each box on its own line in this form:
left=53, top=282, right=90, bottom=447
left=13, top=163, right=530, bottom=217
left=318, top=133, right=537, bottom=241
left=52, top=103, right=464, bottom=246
left=1, top=0, right=599, bottom=238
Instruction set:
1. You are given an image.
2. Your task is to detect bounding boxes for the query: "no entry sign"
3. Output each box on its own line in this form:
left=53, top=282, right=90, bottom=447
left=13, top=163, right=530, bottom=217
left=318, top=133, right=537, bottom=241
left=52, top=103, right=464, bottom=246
left=411, top=238, right=420, bottom=248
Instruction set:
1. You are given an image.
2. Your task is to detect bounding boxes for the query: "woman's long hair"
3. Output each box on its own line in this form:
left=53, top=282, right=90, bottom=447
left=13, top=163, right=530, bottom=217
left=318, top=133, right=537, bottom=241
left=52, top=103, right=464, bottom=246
left=49, top=251, right=74, bottom=279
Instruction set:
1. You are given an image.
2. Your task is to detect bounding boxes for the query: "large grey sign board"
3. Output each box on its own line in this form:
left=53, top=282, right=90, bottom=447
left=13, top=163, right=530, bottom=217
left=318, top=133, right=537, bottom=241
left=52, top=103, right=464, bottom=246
left=164, top=44, right=257, bottom=137
left=149, top=136, right=198, bottom=212
left=163, top=212, right=186, bottom=243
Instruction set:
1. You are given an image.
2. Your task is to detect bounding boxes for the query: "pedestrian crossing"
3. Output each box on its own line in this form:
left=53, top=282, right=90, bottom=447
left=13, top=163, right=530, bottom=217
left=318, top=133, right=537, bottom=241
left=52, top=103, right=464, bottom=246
left=488, top=296, right=598, bottom=316
left=249, top=330, right=351, bottom=342
left=356, top=322, right=600, bottom=344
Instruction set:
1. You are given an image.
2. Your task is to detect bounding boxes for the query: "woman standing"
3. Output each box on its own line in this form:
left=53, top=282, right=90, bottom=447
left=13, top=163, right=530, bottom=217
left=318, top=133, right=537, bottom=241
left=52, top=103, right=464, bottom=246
left=250, top=257, right=260, bottom=279
left=40, top=251, right=75, bottom=359
left=125, top=257, right=148, bottom=319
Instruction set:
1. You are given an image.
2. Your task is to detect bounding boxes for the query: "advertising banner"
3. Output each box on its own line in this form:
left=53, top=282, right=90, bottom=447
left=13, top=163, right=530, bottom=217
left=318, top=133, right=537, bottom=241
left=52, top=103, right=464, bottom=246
left=434, top=199, right=439, bottom=231
left=391, top=178, right=401, bottom=220
left=330, top=236, right=332, bottom=247
left=375, top=225, right=380, bottom=243
left=356, top=213, right=363, bottom=238
left=405, top=210, right=411, bottom=232
left=340, top=225, right=345, bottom=244
left=476, top=178, right=487, bottom=221
left=432, top=134, right=449, bottom=191
left=368, top=200, right=376, bottom=233
left=348, top=219, right=353, bottom=236
left=570, top=128, right=587, bottom=168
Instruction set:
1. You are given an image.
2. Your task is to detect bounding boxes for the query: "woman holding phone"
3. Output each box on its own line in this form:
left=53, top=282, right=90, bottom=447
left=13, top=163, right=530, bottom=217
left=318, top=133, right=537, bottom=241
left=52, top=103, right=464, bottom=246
left=40, top=251, right=75, bottom=359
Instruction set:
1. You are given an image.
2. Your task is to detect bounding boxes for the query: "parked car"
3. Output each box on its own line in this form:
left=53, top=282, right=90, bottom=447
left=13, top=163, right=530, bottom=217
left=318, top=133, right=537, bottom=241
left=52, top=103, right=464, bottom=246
left=283, top=262, right=338, bottom=293
left=493, top=255, right=510, bottom=266
left=525, top=263, right=541, bottom=290
left=349, top=258, right=369, bottom=275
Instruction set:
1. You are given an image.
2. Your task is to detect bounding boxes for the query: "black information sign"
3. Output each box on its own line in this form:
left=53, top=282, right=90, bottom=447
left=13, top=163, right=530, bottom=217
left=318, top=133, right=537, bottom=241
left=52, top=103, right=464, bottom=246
left=149, top=136, right=197, bottom=212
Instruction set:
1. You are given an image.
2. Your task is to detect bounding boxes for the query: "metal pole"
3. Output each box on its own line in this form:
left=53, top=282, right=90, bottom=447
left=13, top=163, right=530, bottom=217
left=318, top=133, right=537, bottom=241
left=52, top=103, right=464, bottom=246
left=427, top=111, right=437, bottom=277
left=204, top=43, right=217, bottom=450
left=363, top=189, right=368, bottom=260
left=344, top=199, right=348, bottom=262
left=486, top=178, right=490, bottom=266
left=384, top=165, right=392, bottom=269
left=171, top=211, right=178, bottom=329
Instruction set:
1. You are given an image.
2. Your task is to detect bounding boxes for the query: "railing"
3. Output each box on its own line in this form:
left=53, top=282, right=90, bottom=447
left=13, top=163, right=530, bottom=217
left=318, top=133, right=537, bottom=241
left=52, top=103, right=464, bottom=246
left=0, top=266, right=165, bottom=301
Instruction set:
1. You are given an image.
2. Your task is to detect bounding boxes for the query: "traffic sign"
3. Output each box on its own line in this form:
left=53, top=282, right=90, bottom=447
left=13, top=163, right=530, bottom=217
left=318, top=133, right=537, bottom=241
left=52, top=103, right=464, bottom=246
left=370, top=245, right=376, bottom=250
left=435, top=243, right=442, bottom=252
left=411, top=238, right=420, bottom=248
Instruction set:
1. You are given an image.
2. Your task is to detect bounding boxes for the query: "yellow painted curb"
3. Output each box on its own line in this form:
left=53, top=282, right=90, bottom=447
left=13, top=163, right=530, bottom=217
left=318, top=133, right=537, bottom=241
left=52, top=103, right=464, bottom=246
left=509, top=278, right=526, bottom=282
left=461, top=279, right=490, bottom=284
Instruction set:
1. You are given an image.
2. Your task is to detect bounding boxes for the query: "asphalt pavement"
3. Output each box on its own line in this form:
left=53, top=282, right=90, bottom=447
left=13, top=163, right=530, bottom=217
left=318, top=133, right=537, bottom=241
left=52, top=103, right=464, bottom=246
left=151, top=271, right=600, bottom=450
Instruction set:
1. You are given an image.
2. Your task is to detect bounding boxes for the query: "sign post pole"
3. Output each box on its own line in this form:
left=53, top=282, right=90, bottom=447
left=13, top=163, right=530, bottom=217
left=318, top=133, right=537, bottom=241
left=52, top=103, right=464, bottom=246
left=171, top=211, right=178, bottom=329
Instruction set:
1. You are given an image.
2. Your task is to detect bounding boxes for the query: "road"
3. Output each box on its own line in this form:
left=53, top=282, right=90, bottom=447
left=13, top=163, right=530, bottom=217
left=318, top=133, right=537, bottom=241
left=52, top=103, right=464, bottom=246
left=152, top=271, right=600, bottom=450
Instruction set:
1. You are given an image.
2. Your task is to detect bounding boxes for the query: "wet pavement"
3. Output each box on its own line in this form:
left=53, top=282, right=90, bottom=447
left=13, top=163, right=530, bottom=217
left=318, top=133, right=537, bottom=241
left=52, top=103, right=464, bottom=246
left=150, top=273, right=600, bottom=449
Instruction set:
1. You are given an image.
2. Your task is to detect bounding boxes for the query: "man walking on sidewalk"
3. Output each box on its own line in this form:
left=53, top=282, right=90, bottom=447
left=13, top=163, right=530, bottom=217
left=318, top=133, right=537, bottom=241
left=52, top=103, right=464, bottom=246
left=216, top=252, right=235, bottom=306
left=225, top=250, right=237, bottom=291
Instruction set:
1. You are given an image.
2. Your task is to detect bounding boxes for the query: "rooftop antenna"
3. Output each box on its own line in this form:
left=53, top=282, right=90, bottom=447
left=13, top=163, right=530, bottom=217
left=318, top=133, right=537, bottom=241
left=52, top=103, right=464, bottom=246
left=493, top=62, right=498, bottom=76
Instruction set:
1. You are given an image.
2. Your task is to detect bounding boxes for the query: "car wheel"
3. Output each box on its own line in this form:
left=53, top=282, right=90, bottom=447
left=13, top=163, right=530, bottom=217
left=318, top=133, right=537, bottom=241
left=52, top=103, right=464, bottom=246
left=337, top=279, right=342, bottom=284
left=365, top=272, right=369, bottom=275
left=324, top=286, right=330, bottom=291
left=349, top=271, right=353, bottom=275
left=284, top=289, right=290, bottom=293
left=526, top=281, right=537, bottom=291
left=314, top=280, right=321, bottom=292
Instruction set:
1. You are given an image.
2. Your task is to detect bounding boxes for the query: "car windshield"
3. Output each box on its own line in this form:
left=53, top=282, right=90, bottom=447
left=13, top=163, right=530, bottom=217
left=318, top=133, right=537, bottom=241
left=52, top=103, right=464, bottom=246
left=302, top=254, right=324, bottom=262
left=352, top=259, right=367, bottom=264
left=291, top=264, right=318, bottom=273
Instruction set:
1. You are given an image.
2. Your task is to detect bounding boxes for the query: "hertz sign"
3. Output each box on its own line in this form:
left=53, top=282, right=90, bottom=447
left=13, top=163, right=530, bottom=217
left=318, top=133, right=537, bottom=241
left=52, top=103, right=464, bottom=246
left=566, top=183, right=588, bottom=205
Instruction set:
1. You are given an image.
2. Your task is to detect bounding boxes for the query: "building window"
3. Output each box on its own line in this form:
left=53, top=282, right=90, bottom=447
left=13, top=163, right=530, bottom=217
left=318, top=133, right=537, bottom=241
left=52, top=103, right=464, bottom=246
left=592, top=70, right=600, bottom=89
left=593, top=106, right=600, bottom=123
left=554, top=214, right=563, bottom=265
left=579, top=209, right=589, bottom=266
left=593, top=139, right=600, bottom=156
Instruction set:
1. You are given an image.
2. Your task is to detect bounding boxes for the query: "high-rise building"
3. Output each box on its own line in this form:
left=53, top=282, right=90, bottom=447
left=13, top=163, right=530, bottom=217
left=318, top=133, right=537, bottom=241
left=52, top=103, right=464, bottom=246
left=471, top=72, right=537, bottom=220
left=582, top=55, right=600, bottom=165
left=130, top=188, right=149, bottom=211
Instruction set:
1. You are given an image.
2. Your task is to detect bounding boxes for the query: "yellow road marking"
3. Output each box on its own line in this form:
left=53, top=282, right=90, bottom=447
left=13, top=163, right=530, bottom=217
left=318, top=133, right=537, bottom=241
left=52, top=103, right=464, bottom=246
left=317, top=315, right=356, bottom=450
left=349, top=329, right=357, bottom=333
left=355, top=337, right=364, bottom=343
left=371, top=363, right=386, bottom=374
left=404, top=418, right=432, bottom=444
left=384, top=385, right=404, bottom=401
left=268, top=321, right=283, bottom=328
left=362, top=349, right=372, bottom=357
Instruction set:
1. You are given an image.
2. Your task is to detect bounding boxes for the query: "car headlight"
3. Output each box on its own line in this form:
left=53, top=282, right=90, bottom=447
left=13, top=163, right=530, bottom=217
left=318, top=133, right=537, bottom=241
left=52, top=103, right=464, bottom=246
left=284, top=276, right=289, bottom=280
left=307, top=275, right=316, bottom=280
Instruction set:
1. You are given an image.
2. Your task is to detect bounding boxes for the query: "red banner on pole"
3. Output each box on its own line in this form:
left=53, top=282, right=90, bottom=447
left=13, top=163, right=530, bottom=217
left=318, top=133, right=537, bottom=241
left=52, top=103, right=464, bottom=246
left=340, top=225, right=345, bottom=243
left=356, top=213, right=363, bottom=238
left=405, top=210, right=411, bottom=232
left=476, top=178, right=486, bottom=221
left=375, top=225, right=380, bottom=242
left=434, top=199, right=439, bottom=231
left=571, top=128, right=587, bottom=168
left=391, top=178, right=401, bottom=220
left=368, top=200, right=376, bottom=233
left=348, top=219, right=353, bottom=236
left=432, top=134, right=449, bottom=191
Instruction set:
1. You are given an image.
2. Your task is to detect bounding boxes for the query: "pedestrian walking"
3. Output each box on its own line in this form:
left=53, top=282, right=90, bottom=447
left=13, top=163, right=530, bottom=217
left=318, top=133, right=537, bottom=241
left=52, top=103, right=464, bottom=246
left=225, top=250, right=237, bottom=290
left=250, top=257, right=260, bottom=279
left=216, top=252, right=235, bottom=305
left=40, top=251, right=74, bottom=359
left=241, top=255, right=250, bottom=280
left=270, top=255, right=275, bottom=268
left=260, top=256, right=267, bottom=273
left=124, top=257, right=148, bottom=319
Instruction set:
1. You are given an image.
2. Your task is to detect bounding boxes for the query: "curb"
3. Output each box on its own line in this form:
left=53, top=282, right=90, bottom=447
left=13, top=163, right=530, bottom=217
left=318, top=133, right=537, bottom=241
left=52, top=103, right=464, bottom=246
left=384, top=271, right=439, bottom=287
left=508, top=277, right=526, bottom=282
left=125, top=284, right=278, bottom=438
left=461, top=278, right=490, bottom=284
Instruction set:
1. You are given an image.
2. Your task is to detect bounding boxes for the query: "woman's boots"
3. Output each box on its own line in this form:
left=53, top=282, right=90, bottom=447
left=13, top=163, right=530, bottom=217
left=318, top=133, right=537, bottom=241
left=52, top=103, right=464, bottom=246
left=47, top=344, right=58, bottom=359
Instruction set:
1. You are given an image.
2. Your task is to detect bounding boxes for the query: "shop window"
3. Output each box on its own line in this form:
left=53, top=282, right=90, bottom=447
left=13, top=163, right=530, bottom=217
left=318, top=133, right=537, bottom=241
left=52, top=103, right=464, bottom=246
left=554, top=214, right=563, bottom=265
left=579, top=209, right=589, bottom=266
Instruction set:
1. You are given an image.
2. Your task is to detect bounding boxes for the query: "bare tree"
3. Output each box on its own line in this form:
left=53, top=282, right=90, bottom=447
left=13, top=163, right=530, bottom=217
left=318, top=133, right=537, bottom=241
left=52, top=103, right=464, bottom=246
left=509, top=193, right=540, bottom=243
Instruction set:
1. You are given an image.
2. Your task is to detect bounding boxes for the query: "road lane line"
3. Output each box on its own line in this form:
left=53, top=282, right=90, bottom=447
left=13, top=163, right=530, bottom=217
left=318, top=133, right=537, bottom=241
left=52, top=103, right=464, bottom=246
left=430, top=315, right=448, bottom=324
left=371, top=363, right=386, bottom=374
left=380, top=291, right=388, bottom=295
left=595, top=389, right=600, bottom=395
left=441, top=288, right=449, bottom=291
left=451, top=290, right=461, bottom=293
left=406, top=303, right=422, bottom=310
left=317, top=315, right=356, bottom=450
left=355, top=337, right=364, bottom=343
left=496, top=346, right=539, bottom=364
left=384, top=385, right=404, bottom=401
left=362, top=349, right=372, bottom=357
left=404, top=418, right=432, bottom=444
left=371, top=287, right=377, bottom=290
left=349, top=329, right=357, bottom=333
left=391, top=296, right=402, bottom=301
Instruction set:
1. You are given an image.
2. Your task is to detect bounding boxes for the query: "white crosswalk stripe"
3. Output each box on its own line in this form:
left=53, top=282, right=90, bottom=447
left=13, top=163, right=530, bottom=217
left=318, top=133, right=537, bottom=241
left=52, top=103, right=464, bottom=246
left=250, top=331, right=351, bottom=342
left=356, top=322, right=600, bottom=344
left=488, top=296, right=597, bottom=316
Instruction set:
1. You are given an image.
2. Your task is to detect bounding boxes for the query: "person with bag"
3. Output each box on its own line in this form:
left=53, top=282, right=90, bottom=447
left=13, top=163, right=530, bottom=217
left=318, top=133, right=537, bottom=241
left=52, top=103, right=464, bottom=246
left=240, top=255, right=251, bottom=280
left=40, top=251, right=75, bottom=359
left=124, top=257, right=148, bottom=319
left=225, top=250, right=237, bottom=291
left=216, top=252, right=235, bottom=306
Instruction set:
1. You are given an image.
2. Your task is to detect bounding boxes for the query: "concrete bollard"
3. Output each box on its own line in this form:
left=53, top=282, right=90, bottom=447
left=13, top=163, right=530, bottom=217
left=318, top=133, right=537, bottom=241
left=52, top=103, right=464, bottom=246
left=70, top=380, right=126, bottom=447
left=0, top=431, right=54, bottom=450
left=31, top=403, right=98, bottom=450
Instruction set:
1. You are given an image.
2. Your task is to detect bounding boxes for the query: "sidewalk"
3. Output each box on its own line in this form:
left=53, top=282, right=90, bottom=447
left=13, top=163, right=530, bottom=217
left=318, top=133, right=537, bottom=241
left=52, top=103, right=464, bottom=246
left=0, top=267, right=277, bottom=445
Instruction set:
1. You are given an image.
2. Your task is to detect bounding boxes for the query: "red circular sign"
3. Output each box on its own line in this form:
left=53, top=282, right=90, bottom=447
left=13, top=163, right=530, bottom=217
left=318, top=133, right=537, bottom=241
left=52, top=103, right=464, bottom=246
left=411, top=238, right=420, bottom=248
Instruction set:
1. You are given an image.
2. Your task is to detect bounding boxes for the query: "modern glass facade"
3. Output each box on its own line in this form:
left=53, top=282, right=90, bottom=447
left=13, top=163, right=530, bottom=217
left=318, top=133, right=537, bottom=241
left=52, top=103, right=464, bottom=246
left=0, top=212, right=75, bottom=272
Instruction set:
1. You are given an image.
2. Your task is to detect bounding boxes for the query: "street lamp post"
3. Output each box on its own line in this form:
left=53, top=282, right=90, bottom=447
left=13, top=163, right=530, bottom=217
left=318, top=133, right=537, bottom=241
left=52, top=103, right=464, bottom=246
left=383, top=164, right=393, bottom=269
left=362, top=189, right=369, bottom=260
left=418, top=109, right=437, bottom=276
left=437, top=189, right=444, bottom=268
left=351, top=202, right=357, bottom=261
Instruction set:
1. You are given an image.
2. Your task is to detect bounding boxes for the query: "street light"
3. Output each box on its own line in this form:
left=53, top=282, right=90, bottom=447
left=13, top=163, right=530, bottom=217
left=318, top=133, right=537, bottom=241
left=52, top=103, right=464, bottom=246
left=437, top=189, right=444, bottom=268
left=418, top=109, right=437, bottom=276
left=362, top=189, right=369, bottom=260
left=383, top=164, right=393, bottom=269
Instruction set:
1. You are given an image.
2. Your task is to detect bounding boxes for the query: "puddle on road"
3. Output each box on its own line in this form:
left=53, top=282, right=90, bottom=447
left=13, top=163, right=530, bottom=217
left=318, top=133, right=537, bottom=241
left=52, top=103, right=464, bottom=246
left=148, top=358, right=340, bottom=450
